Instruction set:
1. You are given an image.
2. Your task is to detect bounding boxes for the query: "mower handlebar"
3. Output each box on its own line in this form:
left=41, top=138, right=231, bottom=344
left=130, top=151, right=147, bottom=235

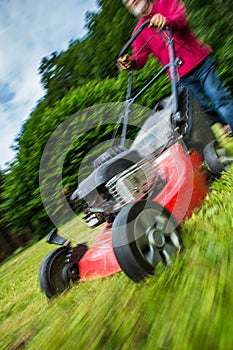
left=117, top=20, right=170, bottom=59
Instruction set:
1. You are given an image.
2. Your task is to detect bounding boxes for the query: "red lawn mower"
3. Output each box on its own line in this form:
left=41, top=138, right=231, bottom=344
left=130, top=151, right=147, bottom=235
left=39, top=21, right=232, bottom=299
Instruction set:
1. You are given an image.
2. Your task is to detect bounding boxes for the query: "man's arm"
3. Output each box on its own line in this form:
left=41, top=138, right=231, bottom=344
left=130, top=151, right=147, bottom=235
left=164, top=0, right=187, bottom=31
left=117, top=0, right=187, bottom=71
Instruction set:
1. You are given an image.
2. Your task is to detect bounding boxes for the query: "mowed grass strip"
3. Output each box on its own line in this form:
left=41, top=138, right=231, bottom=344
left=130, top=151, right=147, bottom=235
left=0, top=160, right=233, bottom=349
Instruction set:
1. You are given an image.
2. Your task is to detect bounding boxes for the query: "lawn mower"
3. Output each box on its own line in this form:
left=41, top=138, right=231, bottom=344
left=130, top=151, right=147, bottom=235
left=39, top=21, right=232, bottom=299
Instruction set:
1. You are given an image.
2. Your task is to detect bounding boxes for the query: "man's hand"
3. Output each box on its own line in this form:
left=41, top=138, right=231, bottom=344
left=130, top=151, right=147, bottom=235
left=149, top=14, right=167, bottom=29
left=117, top=54, right=132, bottom=70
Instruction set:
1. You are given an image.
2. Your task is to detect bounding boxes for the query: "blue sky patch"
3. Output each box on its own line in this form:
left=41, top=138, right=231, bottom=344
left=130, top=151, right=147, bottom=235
left=0, top=83, right=15, bottom=104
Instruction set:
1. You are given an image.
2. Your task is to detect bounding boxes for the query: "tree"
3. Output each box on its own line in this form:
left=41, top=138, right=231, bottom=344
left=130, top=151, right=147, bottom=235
left=38, top=0, right=135, bottom=106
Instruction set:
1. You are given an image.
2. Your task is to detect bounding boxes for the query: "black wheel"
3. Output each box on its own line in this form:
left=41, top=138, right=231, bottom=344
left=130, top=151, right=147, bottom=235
left=39, top=247, right=78, bottom=299
left=112, top=200, right=182, bottom=282
left=203, top=140, right=232, bottom=177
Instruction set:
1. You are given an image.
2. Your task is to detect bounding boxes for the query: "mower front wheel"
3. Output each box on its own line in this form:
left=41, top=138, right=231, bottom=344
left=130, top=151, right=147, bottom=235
left=39, top=247, right=79, bottom=299
left=112, top=200, right=182, bottom=282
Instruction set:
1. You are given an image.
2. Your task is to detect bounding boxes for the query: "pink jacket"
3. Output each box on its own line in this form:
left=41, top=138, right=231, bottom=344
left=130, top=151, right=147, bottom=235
left=130, top=0, right=212, bottom=77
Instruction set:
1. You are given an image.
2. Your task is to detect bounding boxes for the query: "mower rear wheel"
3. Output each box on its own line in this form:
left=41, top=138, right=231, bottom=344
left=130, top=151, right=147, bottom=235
left=203, top=140, right=232, bottom=177
left=112, top=200, right=182, bottom=282
left=39, top=247, right=78, bottom=299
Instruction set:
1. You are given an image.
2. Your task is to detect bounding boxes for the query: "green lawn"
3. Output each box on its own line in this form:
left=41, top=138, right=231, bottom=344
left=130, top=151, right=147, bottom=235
left=1, top=138, right=233, bottom=350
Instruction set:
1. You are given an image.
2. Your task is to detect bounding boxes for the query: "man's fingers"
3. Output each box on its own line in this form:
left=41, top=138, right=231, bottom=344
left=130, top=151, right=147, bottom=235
left=117, top=54, right=131, bottom=70
left=117, top=61, right=127, bottom=70
left=149, top=14, right=166, bottom=29
left=121, top=54, right=130, bottom=64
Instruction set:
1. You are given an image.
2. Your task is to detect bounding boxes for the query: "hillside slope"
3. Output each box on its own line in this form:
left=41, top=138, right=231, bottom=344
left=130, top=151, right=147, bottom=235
left=1, top=162, right=233, bottom=350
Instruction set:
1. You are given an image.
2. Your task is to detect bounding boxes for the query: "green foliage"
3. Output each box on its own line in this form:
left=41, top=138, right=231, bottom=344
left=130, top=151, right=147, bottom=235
left=0, top=169, right=233, bottom=349
left=0, top=170, right=7, bottom=229
left=185, top=0, right=233, bottom=88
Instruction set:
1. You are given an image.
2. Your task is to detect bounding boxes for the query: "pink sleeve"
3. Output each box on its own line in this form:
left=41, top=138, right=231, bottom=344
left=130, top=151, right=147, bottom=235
left=130, top=31, right=151, bottom=70
left=164, top=0, right=187, bottom=31
left=128, top=0, right=188, bottom=69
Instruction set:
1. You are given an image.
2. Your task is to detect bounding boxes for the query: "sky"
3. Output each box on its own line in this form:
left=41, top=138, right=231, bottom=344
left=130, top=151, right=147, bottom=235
left=0, top=0, right=98, bottom=169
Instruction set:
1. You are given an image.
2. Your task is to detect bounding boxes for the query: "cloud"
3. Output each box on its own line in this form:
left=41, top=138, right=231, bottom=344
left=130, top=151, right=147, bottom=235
left=0, top=83, right=15, bottom=106
left=0, top=0, right=98, bottom=169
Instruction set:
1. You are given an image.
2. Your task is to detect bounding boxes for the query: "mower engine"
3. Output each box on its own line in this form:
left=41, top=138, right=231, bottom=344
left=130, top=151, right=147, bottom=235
left=105, top=157, right=154, bottom=208
left=71, top=147, right=162, bottom=229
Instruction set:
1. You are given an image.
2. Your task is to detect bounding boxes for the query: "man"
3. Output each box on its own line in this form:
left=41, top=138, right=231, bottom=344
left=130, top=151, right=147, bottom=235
left=118, top=0, right=233, bottom=135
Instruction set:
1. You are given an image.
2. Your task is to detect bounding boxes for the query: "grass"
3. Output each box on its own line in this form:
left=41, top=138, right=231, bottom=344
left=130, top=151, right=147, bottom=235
left=0, top=136, right=233, bottom=350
